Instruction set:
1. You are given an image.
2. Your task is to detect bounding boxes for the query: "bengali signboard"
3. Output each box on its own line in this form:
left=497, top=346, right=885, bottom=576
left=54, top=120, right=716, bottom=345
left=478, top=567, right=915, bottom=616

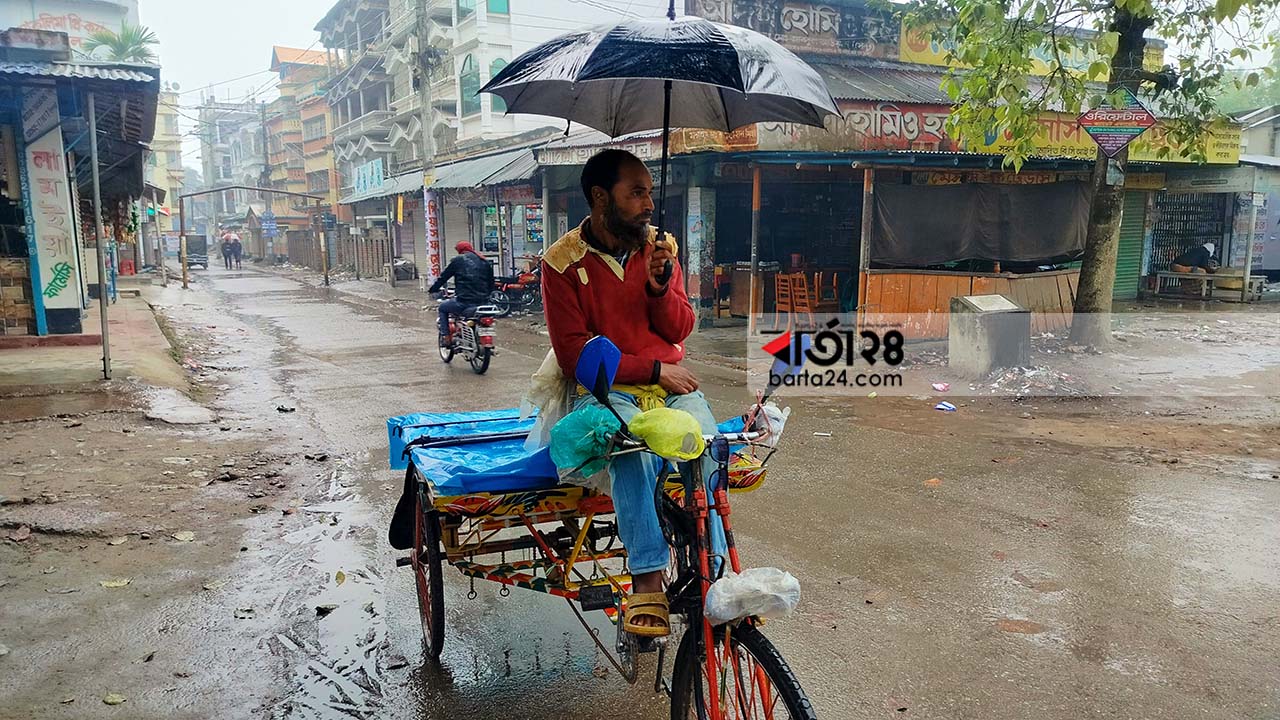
left=22, top=88, right=80, bottom=311
left=1077, top=89, right=1156, bottom=158
left=424, top=189, right=442, bottom=282
left=353, top=158, right=385, bottom=196
left=688, top=0, right=899, bottom=57
left=898, top=22, right=1165, bottom=78
left=674, top=97, right=1239, bottom=164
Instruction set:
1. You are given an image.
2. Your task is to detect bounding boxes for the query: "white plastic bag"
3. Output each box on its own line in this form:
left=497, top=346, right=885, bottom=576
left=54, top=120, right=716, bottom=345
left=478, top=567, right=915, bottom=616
left=745, top=402, right=792, bottom=448
left=703, top=567, right=801, bottom=626
left=521, top=349, right=571, bottom=452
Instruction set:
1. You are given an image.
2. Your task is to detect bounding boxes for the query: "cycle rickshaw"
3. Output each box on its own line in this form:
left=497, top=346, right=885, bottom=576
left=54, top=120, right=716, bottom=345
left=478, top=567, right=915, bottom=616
left=388, top=337, right=814, bottom=719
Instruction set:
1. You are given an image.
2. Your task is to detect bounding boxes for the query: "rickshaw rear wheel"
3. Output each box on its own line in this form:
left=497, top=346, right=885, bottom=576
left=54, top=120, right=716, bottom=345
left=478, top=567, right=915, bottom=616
left=412, top=488, right=445, bottom=659
left=670, top=622, right=815, bottom=720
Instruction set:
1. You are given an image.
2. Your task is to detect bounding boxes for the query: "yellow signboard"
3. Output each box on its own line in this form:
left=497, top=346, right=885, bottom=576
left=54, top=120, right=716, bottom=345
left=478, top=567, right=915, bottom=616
left=972, top=113, right=1241, bottom=164
left=899, top=23, right=1165, bottom=79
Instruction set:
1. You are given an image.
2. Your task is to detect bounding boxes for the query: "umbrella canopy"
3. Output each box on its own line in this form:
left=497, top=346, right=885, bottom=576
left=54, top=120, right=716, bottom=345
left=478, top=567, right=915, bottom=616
left=479, top=16, right=838, bottom=137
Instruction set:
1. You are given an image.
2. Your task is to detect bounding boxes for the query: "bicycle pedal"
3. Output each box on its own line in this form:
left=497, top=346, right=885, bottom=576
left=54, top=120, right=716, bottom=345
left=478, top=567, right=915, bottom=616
left=395, top=556, right=412, bottom=567
left=577, top=584, right=616, bottom=611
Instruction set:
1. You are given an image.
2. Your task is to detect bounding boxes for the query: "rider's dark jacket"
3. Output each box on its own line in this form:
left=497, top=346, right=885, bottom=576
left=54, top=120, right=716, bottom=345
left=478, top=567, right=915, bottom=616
left=429, top=251, right=494, bottom=305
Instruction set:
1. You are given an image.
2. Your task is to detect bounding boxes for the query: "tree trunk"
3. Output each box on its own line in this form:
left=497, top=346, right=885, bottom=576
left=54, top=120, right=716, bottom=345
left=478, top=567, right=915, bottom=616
left=1069, top=8, right=1153, bottom=347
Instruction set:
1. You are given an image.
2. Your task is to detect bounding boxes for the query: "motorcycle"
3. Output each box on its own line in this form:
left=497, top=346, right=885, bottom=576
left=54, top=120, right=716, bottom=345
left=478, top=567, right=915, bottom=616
left=435, top=290, right=501, bottom=375
left=489, top=265, right=542, bottom=318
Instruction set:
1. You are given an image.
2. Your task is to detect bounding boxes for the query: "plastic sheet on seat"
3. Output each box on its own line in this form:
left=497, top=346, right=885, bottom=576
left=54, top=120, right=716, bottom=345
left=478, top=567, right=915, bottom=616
left=387, top=409, right=534, bottom=471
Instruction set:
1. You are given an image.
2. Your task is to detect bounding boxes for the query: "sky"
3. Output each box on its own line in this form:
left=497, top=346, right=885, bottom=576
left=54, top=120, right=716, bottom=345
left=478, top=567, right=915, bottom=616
left=142, top=0, right=333, bottom=158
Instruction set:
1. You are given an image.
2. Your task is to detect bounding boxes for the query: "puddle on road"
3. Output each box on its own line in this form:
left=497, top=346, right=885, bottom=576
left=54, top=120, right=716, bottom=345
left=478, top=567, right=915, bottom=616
left=142, top=386, right=217, bottom=425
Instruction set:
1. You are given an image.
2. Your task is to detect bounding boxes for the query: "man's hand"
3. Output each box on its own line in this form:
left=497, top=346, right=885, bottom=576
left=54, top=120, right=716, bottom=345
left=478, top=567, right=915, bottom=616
left=658, top=363, right=698, bottom=394
left=648, top=239, right=674, bottom=294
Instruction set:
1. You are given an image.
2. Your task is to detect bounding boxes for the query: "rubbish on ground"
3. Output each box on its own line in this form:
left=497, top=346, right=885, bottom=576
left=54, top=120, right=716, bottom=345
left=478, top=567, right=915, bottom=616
left=335, top=570, right=347, bottom=586
left=171, top=531, right=196, bottom=543
left=934, top=402, right=957, bottom=412
left=41, top=566, right=57, bottom=574
left=276, top=405, right=296, bottom=413
left=233, top=607, right=255, bottom=619
left=866, top=391, right=877, bottom=398
left=315, top=604, right=338, bottom=617
left=305, top=453, right=329, bottom=462
left=924, top=478, right=942, bottom=487
left=46, top=587, right=78, bottom=594
left=384, top=654, right=410, bottom=670
left=0, top=642, right=9, bottom=657
left=931, top=382, right=951, bottom=392
left=282, top=507, right=296, bottom=516
left=99, top=578, right=132, bottom=588
left=812, top=432, right=832, bottom=437
left=142, top=651, right=156, bottom=663
left=202, top=579, right=227, bottom=591
left=8, top=525, right=32, bottom=542
left=102, top=693, right=127, bottom=706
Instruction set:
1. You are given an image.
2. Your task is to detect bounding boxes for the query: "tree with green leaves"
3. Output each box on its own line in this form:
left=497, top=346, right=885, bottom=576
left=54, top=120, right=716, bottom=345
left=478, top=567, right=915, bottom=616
left=80, top=22, right=159, bottom=65
left=901, top=0, right=1279, bottom=345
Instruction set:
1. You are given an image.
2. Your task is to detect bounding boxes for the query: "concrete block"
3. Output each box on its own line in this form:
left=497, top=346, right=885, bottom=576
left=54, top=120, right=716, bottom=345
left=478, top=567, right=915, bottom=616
left=948, top=294, right=1030, bottom=378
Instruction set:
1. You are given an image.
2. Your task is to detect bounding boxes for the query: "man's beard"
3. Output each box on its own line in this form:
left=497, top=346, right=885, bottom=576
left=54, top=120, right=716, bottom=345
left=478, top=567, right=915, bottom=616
left=604, top=199, right=650, bottom=252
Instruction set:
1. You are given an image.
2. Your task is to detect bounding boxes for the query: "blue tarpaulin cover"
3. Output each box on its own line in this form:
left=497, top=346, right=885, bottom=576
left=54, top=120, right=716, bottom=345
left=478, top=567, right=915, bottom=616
left=387, top=409, right=558, bottom=495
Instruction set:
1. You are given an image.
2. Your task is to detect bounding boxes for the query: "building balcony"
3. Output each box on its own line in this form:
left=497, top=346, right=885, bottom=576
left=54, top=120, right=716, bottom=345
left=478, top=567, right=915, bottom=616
left=390, top=92, right=421, bottom=118
left=426, top=0, right=453, bottom=21
left=332, top=110, right=395, bottom=143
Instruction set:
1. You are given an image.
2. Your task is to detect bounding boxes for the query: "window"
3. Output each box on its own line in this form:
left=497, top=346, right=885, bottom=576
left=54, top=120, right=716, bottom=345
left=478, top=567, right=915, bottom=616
left=163, top=115, right=179, bottom=135
left=489, top=59, right=508, bottom=113
left=457, top=0, right=475, bottom=17
left=460, top=55, right=481, bottom=116
left=487, top=0, right=508, bottom=13
left=166, top=150, right=180, bottom=165
left=303, top=117, right=327, bottom=141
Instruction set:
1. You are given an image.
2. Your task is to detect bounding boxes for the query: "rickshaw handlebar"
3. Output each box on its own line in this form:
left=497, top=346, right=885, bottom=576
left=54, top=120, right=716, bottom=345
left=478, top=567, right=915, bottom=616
left=611, top=430, right=764, bottom=453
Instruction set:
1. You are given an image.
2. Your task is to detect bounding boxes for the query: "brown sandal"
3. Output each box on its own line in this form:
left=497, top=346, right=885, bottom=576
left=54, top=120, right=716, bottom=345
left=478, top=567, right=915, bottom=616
left=623, top=591, right=671, bottom=638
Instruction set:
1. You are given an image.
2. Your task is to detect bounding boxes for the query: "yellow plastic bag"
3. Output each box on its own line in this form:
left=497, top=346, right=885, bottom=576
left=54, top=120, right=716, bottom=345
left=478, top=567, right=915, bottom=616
left=627, top=407, right=705, bottom=461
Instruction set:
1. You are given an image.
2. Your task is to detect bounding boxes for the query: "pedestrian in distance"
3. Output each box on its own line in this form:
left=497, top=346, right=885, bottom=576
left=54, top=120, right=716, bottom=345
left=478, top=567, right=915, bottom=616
left=220, top=233, right=233, bottom=270
left=230, top=236, right=243, bottom=269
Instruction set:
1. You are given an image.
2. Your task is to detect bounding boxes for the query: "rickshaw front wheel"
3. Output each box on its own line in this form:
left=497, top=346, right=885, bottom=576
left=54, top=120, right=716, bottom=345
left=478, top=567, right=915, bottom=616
left=412, top=487, right=445, bottom=659
left=670, top=622, right=815, bottom=720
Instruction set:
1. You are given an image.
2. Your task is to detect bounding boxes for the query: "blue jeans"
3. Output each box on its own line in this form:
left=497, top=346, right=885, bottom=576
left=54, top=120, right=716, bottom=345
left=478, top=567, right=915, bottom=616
left=438, top=300, right=472, bottom=337
left=575, top=389, right=727, bottom=576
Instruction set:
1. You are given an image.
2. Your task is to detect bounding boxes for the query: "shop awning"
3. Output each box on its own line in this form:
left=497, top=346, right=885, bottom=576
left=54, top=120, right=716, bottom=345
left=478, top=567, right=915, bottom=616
left=429, top=148, right=532, bottom=190
left=338, top=170, right=423, bottom=205
left=482, top=149, right=538, bottom=186
left=811, top=59, right=952, bottom=104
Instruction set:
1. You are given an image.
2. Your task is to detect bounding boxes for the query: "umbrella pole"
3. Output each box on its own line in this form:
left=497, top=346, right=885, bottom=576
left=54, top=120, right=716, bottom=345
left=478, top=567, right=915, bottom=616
left=655, top=80, right=673, bottom=284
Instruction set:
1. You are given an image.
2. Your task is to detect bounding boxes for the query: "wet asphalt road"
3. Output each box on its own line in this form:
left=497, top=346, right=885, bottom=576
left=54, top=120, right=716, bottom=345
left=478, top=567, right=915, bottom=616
left=189, top=266, right=1278, bottom=720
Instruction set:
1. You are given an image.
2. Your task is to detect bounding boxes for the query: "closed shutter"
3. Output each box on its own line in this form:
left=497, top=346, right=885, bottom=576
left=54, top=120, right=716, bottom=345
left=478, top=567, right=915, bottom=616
left=441, top=202, right=469, bottom=265
left=1113, top=192, right=1146, bottom=300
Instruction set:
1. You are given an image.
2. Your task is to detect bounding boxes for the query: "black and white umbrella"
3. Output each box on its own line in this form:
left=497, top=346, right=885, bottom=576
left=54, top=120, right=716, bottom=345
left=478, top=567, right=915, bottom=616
left=480, top=6, right=837, bottom=279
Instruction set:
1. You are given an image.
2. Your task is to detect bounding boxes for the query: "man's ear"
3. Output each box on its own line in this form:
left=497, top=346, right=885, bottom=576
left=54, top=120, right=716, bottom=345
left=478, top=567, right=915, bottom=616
left=591, top=186, right=608, bottom=209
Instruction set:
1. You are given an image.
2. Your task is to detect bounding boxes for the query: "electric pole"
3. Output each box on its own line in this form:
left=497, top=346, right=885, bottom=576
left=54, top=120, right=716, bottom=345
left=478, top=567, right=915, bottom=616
left=417, top=0, right=438, bottom=291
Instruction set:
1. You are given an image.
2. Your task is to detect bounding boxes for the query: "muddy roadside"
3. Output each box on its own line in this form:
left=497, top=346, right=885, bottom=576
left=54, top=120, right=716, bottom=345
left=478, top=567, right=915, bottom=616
left=0, top=286, right=354, bottom=719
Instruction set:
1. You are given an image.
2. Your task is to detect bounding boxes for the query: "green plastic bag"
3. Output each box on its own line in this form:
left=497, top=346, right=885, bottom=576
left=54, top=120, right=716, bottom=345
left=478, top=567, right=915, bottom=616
left=550, top=404, right=622, bottom=477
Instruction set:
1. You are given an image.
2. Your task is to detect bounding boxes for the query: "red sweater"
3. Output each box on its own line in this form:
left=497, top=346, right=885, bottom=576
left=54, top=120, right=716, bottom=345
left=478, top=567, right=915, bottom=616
left=541, top=220, right=694, bottom=384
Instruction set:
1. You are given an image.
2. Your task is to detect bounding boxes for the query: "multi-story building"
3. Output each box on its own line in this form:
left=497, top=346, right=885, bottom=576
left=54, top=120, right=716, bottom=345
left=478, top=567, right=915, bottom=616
left=148, top=88, right=183, bottom=232
left=265, top=46, right=329, bottom=254
left=313, top=0, right=666, bottom=275
left=196, top=99, right=264, bottom=231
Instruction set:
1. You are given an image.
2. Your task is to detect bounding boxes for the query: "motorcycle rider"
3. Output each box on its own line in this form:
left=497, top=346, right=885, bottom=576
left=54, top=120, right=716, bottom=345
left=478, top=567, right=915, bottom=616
left=429, top=241, right=494, bottom=344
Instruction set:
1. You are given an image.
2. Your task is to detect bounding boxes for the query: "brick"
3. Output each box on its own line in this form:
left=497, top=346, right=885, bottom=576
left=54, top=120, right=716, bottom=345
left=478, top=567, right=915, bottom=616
left=1, top=285, right=27, bottom=300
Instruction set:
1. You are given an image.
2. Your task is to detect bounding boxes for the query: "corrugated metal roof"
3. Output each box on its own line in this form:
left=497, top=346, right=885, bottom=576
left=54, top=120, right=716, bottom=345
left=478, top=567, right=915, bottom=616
left=1241, top=154, right=1280, bottom=169
left=812, top=60, right=952, bottom=104
left=430, top=148, right=531, bottom=190
left=482, top=149, right=538, bottom=186
left=338, top=170, right=422, bottom=205
left=0, top=61, right=155, bottom=83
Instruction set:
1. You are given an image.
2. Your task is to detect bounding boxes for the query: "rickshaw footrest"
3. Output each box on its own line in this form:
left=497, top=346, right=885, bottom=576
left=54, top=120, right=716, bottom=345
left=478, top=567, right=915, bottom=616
left=577, top=584, right=616, bottom=611
left=395, top=555, right=412, bottom=567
